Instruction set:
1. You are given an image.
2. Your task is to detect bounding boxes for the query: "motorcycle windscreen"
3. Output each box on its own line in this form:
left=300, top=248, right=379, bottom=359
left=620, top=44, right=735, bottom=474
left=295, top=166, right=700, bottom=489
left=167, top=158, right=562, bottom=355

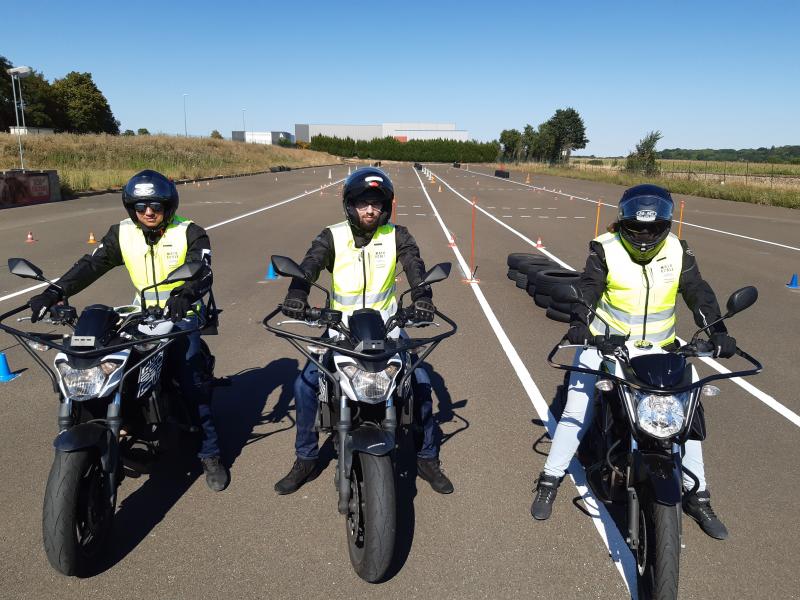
left=628, top=353, right=689, bottom=388
left=348, top=308, right=386, bottom=345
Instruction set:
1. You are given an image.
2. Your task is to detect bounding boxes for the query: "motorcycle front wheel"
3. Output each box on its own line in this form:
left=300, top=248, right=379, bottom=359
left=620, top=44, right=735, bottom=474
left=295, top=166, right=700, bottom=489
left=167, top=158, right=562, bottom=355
left=42, top=450, right=114, bottom=576
left=345, top=452, right=396, bottom=582
left=636, top=496, right=681, bottom=600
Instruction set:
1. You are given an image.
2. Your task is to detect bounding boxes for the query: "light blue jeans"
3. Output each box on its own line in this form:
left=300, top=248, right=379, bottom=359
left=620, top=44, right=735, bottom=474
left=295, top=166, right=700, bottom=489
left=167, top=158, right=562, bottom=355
left=543, top=347, right=707, bottom=492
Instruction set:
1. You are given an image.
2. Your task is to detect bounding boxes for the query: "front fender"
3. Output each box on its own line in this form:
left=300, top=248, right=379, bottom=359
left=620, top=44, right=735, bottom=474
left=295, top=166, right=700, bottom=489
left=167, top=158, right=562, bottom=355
left=636, top=451, right=682, bottom=506
left=53, top=422, right=109, bottom=454
left=342, top=427, right=396, bottom=483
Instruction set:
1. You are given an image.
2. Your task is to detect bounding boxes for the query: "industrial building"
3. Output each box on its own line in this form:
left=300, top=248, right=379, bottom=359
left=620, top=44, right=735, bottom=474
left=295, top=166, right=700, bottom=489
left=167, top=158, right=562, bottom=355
left=231, top=131, right=295, bottom=145
left=294, top=122, right=469, bottom=143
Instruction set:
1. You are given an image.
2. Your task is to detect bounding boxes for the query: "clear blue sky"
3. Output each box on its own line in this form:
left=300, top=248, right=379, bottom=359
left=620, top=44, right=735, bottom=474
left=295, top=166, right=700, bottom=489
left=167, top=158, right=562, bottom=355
left=4, top=0, right=798, bottom=156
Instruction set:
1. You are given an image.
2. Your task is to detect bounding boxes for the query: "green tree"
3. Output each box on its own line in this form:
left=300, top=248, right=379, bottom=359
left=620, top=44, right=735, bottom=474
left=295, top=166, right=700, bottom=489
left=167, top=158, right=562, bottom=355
left=137, top=128, right=150, bottom=136
left=0, top=56, right=17, bottom=132
left=547, top=107, right=588, bottom=163
left=499, top=129, right=522, bottom=162
left=210, top=129, right=223, bottom=139
left=626, top=130, right=663, bottom=175
left=16, top=71, right=65, bottom=130
left=51, top=71, right=119, bottom=134
left=122, top=129, right=135, bottom=136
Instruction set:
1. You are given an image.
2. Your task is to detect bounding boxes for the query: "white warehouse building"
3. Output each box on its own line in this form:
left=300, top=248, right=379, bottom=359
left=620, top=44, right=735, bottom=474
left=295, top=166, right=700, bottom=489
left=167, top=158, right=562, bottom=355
left=231, top=131, right=295, bottom=144
left=294, top=122, right=469, bottom=143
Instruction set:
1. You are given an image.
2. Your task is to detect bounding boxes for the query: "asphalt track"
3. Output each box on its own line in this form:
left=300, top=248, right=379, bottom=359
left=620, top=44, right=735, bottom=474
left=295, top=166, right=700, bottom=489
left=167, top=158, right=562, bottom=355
left=0, top=163, right=798, bottom=599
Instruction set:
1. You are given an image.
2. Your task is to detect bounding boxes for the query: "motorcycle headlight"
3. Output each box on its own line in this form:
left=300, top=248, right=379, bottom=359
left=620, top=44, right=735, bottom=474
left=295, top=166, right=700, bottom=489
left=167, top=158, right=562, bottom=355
left=635, top=393, right=686, bottom=439
left=56, top=361, right=121, bottom=401
left=341, top=364, right=400, bottom=404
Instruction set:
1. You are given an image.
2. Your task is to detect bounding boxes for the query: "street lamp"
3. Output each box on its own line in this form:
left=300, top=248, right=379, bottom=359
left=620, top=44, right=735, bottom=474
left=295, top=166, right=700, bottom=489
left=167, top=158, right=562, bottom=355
left=6, top=65, right=33, bottom=169
left=183, top=93, right=189, bottom=137
left=242, top=108, right=246, bottom=139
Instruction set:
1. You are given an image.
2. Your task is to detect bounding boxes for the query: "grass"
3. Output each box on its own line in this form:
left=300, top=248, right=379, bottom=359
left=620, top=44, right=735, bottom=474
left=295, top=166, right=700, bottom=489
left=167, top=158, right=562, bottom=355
left=492, top=162, right=800, bottom=209
left=571, top=156, right=800, bottom=177
left=0, top=133, right=340, bottom=195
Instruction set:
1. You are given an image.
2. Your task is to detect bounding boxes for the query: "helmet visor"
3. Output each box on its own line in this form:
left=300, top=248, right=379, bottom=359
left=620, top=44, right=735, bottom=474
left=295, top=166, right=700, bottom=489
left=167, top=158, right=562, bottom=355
left=619, top=195, right=673, bottom=222
left=621, top=220, right=670, bottom=245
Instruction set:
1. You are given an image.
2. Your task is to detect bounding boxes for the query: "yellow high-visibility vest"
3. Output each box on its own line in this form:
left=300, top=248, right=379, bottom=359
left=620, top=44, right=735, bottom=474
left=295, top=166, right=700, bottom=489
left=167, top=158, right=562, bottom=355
left=119, top=215, right=191, bottom=308
left=589, top=232, right=682, bottom=346
left=328, top=221, right=397, bottom=321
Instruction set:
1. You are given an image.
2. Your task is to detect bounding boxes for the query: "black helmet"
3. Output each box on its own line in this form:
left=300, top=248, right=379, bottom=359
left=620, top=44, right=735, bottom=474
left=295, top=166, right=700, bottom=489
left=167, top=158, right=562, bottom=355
left=617, top=184, right=674, bottom=263
left=342, top=167, right=394, bottom=229
left=122, top=170, right=179, bottom=227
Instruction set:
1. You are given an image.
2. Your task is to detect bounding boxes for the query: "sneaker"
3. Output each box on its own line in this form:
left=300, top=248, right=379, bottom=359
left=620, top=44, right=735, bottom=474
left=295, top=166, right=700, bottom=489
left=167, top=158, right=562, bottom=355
left=417, top=458, right=454, bottom=494
left=531, top=472, right=562, bottom=520
left=201, top=456, right=230, bottom=492
left=684, top=490, right=728, bottom=540
left=274, top=458, right=319, bottom=495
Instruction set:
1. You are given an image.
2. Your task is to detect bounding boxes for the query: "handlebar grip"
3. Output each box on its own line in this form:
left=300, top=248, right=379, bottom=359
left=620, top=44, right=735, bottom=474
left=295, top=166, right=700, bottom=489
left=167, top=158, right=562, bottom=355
left=305, top=307, right=322, bottom=321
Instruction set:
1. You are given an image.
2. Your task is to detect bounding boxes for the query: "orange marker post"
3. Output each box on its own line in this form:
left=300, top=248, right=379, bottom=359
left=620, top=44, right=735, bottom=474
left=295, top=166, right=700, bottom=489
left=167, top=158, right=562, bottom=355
left=677, top=199, right=685, bottom=238
left=392, top=197, right=397, bottom=223
left=594, top=197, right=602, bottom=238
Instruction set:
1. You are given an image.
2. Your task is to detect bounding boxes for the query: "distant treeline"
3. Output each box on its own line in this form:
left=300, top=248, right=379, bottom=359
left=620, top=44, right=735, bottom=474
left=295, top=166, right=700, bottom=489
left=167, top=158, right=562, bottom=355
left=309, top=135, right=499, bottom=162
left=657, top=146, right=800, bottom=164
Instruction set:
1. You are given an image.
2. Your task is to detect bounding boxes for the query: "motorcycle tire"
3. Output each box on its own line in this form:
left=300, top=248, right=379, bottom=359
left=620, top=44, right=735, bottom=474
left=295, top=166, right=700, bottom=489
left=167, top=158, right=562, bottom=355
left=534, top=269, right=581, bottom=297
left=507, top=268, right=518, bottom=281
left=637, top=497, right=681, bottom=600
left=534, top=293, right=551, bottom=309
left=346, top=453, right=396, bottom=583
left=507, top=253, right=550, bottom=270
left=42, top=449, right=114, bottom=576
left=526, top=282, right=537, bottom=298
left=514, top=271, right=529, bottom=289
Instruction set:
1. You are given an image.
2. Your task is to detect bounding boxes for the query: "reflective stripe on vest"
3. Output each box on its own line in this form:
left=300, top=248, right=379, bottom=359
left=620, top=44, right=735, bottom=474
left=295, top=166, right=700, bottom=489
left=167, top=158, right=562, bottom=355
left=589, top=232, right=682, bottom=347
left=328, top=221, right=397, bottom=320
left=119, top=216, right=191, bottom=308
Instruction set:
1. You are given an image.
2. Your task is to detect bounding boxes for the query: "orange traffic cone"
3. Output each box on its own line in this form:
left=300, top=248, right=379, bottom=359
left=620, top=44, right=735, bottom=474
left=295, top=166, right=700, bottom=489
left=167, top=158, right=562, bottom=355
left=438, top=185, right=442, bottom=193
left=25, top=231, right=35, bottom=243
left=447, top=232, right=457, bottom=248
left=87, top=232, right=97, bottom=244
left=525, top=174, right=531, bottom=184
left=535, top=237, right=545, bottom=249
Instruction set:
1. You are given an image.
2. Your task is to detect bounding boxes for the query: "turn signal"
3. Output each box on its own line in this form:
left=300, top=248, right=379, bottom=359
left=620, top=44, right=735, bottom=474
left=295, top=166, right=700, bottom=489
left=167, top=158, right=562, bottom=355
left=595, top=379, right=614, bottom=392
left=701, top=385, right=721, bottom=397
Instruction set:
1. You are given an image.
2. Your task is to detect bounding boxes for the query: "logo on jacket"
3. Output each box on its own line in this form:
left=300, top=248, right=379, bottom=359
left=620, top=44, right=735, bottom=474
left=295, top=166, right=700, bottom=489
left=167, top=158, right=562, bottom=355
left=134, top=183, right=156, bottom=197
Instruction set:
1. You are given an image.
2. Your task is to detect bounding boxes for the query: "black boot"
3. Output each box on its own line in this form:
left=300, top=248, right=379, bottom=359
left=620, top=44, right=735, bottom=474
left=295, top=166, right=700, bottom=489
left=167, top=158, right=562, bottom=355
left=201, top=456, right=230, bottom=492
left=531, top=472, right=562, bottom=520
left=417, top=458, right=454, bottom=494
left=274, top=458, right=320, bottom=495
left=684, top=490, right=728, bottom=540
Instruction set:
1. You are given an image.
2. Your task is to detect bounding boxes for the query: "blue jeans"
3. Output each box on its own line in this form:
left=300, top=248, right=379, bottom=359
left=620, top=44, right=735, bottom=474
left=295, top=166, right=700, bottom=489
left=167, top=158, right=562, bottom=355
left=294, top=359, right=439, bottom=460
left=168, top=317, right=220, bottom=459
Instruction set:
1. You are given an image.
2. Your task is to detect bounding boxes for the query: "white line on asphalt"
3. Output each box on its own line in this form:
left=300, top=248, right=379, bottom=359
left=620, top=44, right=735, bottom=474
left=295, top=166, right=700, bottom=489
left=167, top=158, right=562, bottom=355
left=0, top=179, right=346, bottom=305
left=502, top=215, right=513, bottom=218
left=520, top=215, right=531, bottom=218
left=466, top=168, right=800, bottom=253
left=433, top=167, right=800, bottom=430
left=413, top=166, right=639, bottom=597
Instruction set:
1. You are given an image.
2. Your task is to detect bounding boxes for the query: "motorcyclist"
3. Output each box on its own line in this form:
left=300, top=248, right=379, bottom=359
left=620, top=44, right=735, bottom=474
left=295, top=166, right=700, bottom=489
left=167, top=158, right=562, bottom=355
left=274, top=167, right=453, bottom=495
left=27, top=170, right=229, bottom=491
left=531, top=184, right=735, bottom=540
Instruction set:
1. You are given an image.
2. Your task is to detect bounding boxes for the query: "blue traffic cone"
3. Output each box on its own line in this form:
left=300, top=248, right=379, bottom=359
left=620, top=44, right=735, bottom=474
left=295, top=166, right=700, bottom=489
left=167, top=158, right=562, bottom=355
left=787, top=274, right=800, bottom=290
left=264, top=262, right=279, bottom=281
left=0, top=352, right=20, bottom=382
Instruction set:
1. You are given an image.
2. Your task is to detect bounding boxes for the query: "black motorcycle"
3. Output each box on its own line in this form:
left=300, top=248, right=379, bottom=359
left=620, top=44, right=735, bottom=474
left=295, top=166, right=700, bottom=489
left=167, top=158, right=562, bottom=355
left=263, top=256, right=456, bottom=582
left=0, top=258, right=217, bottom=576
left=547, top=284, right=761, bottom=600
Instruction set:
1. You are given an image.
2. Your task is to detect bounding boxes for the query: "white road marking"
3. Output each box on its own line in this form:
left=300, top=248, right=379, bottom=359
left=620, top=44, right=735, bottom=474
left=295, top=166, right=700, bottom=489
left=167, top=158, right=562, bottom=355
left=413, top=166, right=639, bottom=597
left=502, top=215, right=513, bottom=218
left=431, top=166, right=800, bottom=430
left=521, top=215, right=532, bottom=218
left=0, top=179, right=347, bottom=304
left=415, top=213, right=427, bottom=216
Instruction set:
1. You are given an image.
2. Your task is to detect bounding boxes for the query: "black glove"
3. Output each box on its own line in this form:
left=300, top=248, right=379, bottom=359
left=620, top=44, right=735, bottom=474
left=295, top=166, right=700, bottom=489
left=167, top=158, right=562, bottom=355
left=281, top=295, right=309, bottom=319
left=711, top=332, right=737, bottom=358
left=165, top=293, right=192, bottom=322
left=565, top=322, right=591, bottom=345
left=413, top=299, right=436, bottom=322
left=29, top=288, right=61, bottom=323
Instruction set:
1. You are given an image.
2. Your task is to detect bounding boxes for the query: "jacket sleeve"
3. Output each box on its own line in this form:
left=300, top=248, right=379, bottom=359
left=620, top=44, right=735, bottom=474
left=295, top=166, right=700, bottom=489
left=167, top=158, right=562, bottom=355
left=172, top=223, right=213, bottom=301
left=570, top=241, right=608, bottom=326
left=395, top=225, right=432, bottom=302
left=52, top=225, right=124, bottom=298
left=678, top=240, right=727, bottom=334
left=286, top=228, right=335, bottom=301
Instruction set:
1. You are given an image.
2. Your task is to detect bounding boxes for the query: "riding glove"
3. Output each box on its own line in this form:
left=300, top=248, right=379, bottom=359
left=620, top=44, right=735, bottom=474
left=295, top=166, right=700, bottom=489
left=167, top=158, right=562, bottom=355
left=282, top=296, right=309, bottom=319
left=710, top=332, right=737, bottom=358
left=565, top=322, right=591, bottom=345
left=29, top=288, right=61, bottom=323
left=165, top=292, right=193, bottom=322
left=413, top=299, right=436, bottom=322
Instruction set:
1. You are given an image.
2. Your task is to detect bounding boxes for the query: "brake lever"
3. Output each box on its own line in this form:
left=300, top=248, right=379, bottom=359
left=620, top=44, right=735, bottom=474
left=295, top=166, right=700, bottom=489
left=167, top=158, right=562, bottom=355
left=277, top=319, right=324, bottom=328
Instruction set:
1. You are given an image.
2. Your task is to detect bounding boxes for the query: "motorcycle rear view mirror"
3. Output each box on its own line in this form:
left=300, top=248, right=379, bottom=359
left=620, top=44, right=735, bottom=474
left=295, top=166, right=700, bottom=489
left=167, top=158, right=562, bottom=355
left=421, top=263, right=451, bottom=286
left=163, top=262, right=204, bottom=284
left=271, top=255, right=307, bottom=280
left=8, top=258, right=45, bottom=281
left=725, top=286, right=758, bottom=317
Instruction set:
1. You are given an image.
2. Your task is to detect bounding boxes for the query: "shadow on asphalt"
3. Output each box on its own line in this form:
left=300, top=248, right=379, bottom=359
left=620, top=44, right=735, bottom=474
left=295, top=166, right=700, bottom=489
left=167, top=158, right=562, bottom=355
left=94, top=357, right=300, bottom=575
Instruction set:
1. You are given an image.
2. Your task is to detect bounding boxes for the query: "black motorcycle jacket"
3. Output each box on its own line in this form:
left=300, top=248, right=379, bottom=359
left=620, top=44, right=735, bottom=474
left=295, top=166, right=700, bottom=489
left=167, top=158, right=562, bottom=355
left=571, top=238, right=728, bottom=334
left=46, top=220, right=213, bottom=303
left=286, top=223, right=432, bottom=303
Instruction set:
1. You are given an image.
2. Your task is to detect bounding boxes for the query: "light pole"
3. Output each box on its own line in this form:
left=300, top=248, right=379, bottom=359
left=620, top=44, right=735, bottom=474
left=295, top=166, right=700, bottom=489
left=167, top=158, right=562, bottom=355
left=242, top=108, right=246, bottom=140
left=6, top=66, right=33, bottom=170
left=183, top=93, right=188, bottom=137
